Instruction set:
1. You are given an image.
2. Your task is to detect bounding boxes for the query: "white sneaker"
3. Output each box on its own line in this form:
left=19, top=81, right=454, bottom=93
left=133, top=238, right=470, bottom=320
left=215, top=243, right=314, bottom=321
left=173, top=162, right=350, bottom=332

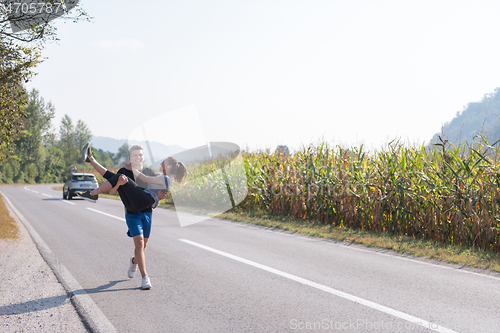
left=127, top=257, right=137, bottom=278
left=142, top=276, right=152, bottom=290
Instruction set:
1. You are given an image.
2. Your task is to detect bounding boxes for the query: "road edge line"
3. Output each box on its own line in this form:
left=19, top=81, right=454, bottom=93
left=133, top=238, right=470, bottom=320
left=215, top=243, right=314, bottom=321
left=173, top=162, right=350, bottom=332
left=1, top=190, right=117, bottom=333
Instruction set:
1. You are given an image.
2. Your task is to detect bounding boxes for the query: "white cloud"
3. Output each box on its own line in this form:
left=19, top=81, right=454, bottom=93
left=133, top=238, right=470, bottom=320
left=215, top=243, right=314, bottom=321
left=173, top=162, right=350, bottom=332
left=93, top=38, right=145, bottom=53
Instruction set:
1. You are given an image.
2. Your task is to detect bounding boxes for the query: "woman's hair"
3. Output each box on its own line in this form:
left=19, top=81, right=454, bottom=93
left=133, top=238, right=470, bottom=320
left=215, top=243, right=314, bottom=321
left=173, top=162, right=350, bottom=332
left=165, top=157, right=187, bottom=183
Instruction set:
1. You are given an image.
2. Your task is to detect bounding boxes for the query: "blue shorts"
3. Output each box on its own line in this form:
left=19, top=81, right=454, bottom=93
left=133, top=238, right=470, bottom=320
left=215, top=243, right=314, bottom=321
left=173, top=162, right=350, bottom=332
left=125, top=212, right=152, bottom=238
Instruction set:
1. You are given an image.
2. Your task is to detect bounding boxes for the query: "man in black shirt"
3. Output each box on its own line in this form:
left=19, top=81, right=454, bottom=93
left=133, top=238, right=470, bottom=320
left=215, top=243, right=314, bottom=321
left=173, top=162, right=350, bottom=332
left=82, top=143, right=164, bottom=290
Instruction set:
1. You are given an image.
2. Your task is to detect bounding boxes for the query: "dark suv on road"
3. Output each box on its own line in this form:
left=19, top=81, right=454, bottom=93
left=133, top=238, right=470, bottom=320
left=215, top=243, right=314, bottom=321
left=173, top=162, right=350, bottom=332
left=63, top=173, right=98, bottom=199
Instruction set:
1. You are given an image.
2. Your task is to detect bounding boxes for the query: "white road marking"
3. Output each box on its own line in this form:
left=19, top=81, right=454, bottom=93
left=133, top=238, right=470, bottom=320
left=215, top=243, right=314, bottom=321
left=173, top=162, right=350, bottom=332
left=216, top=220, right=500, bottom=281
left=86, top=208, right=125, bottom=221
left=24, top=187, right=31, bottom=191
left=31, top=190, right=39, bottom=193
left=179, top=238, right=459, bottom=333
left=42, top=193, right=52, bottom=197
left=62, top=200, right=76, bottom=205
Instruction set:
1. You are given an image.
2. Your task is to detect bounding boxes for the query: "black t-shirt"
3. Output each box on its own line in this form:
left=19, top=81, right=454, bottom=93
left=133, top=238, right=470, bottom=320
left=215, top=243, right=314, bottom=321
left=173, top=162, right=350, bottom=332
left=113, top=167, right=157, bottom=214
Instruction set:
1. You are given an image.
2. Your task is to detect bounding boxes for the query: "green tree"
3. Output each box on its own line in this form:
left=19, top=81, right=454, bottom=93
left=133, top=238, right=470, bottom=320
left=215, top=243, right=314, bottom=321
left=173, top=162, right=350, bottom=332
left=14, top=88, right=55, bottom=169
left=25, top=163, right=38, bottom=184
left=74, top=119, right=92, bottom=152
left=57, top=114, right=92, bottom=170
left=114, top=143, right=130, bottom=166
left=0, top=1, right=90, bottom=161
left=0, top=88, right=97, bottom=184
left=15, top=170, right=24, bottom=183
left=39, top=144, right=65, bottom=183
left=92, top=148, right=115, bottom=168
left=0, top=80, right=32, bottom=162
left=1, top=163, right=13, bottom=183
left=7, top=158, right=20, bottom=183
left=58, top=114, right=75, bottom=164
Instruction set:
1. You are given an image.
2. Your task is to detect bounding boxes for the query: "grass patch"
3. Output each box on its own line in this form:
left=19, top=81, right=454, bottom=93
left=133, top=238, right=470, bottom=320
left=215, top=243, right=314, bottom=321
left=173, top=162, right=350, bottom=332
left=218, top=209, right=500, bottom=272
left=97, top=193, right=120, bottom=200
left=0, top=194, right=19, bottom=240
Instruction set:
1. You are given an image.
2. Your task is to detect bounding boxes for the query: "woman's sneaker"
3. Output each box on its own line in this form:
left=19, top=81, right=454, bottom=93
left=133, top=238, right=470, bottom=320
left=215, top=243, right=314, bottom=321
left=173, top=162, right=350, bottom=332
left=128, top=257, right=138, bottom=278
left=77, top=190, right=98, bottom=203
left=81, top=143, right=93, bottom=163
left=142, top=276, right=152, bottom=290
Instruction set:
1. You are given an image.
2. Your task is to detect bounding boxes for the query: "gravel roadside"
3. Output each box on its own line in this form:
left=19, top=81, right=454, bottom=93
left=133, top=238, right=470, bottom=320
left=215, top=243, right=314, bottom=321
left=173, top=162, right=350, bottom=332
left=0, top=209, right=88, bottom=332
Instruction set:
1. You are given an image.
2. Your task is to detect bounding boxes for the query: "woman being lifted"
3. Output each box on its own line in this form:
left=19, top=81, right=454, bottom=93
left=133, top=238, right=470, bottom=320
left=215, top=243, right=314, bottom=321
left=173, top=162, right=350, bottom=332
left=78, top=156, right=187, bottom=213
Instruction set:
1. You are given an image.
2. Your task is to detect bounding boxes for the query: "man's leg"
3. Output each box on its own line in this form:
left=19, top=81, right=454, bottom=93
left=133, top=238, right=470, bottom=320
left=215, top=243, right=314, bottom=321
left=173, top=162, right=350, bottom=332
left=132, top=235, right=148, bottom=278
left=126, top=212, right=152, bottom=289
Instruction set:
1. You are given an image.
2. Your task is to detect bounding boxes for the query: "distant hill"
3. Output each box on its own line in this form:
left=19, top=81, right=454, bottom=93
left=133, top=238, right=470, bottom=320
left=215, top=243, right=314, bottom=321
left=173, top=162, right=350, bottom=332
left=91, top=136, right=185, bottom=163
left=91, top=136, right=129, bottom=154
left=429, top=88, right=500, bottom=146
left=90, top=137, right=241, bottom=168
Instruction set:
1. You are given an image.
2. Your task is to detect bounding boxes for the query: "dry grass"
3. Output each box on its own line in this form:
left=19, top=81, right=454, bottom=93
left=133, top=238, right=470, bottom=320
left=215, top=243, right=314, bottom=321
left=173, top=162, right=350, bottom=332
left=0, top=194, right=19, bottom=240
left=219, top=208, right=500, bottom=272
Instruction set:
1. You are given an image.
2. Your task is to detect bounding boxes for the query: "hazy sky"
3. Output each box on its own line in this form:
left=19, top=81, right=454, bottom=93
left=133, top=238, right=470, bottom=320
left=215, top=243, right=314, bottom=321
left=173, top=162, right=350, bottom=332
left=24, top=0, right=500, bottom=152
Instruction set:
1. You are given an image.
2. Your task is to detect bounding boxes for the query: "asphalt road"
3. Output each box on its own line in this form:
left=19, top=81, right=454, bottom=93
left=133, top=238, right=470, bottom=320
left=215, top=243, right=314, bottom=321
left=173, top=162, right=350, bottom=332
left=2, top=184, right=500, bottom=333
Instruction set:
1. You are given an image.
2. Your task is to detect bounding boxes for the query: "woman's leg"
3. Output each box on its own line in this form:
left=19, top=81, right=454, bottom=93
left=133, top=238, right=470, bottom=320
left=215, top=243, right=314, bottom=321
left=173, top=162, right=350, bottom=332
left=101, top=173, right=136, bottom=209
left=88, top=173, right=155, bottom=212
left=89, top=181, right=113, bottom=196
left=88, top=156, right=108, bottom=177
left=88, top=155, right=117, bottom=181
left=88, top=171, right=120, bottom=196
left=87, top=172, right=136, bottom=211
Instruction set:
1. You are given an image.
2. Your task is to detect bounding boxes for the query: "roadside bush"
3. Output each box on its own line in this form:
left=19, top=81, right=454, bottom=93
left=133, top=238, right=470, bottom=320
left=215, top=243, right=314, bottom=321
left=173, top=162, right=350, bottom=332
left=1, top=164, right=14, bottom=184
left=25, top=163, right=38, bottom=184
left=15, top=171, right=25, bottom=184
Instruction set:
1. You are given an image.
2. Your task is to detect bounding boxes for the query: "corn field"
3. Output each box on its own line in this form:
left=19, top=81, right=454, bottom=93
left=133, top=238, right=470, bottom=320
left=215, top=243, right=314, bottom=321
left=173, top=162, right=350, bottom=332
left=169, top=152, right=248, bottom=217
left=239, top=137, right=500, bottom=252
left=92, top=137, right=500, bottom=252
